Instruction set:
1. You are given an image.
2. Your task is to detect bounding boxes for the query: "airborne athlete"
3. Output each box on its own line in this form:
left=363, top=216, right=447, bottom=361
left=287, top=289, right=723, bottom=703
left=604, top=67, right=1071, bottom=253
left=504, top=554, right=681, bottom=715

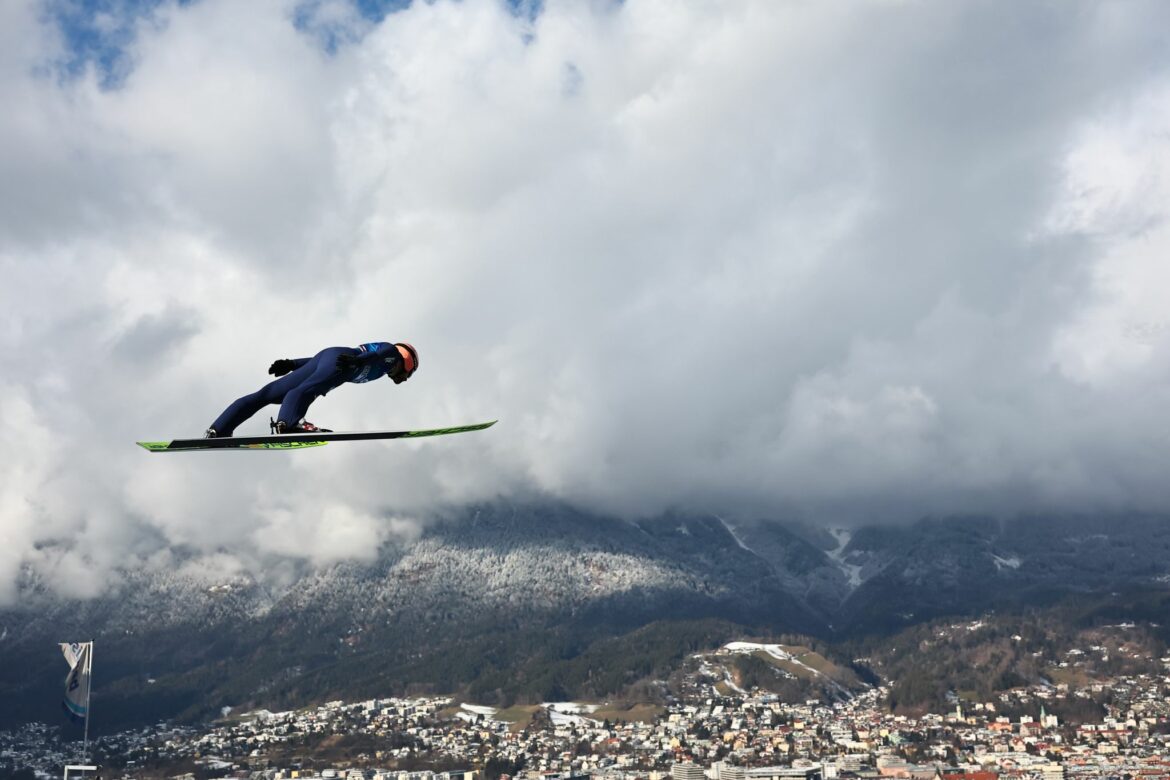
left=137, top=341, right=495, bottom=452
left=205, top=341, right=419, bottom=438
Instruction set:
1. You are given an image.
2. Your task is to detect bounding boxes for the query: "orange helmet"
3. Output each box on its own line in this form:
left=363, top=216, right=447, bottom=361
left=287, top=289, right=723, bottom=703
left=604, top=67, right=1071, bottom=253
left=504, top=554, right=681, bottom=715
left=395, top=342, right=418, bottom=380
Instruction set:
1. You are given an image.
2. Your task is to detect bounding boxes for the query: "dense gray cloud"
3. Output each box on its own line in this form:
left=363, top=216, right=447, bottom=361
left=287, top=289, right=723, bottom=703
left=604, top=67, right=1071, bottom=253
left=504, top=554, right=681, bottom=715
left=2, top=0, right=1170, bottom=603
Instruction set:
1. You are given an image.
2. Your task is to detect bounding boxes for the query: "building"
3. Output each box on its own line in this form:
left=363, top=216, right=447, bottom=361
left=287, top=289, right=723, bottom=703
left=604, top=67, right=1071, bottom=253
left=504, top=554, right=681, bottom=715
left=671, top=763, right=706, bottom=780
left=744, top=765, right=822, bottom=780
left=713, top=762, right=745, bottom=780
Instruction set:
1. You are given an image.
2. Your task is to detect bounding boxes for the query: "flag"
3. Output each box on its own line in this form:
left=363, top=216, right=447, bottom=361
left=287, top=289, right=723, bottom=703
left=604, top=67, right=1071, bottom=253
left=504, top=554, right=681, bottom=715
left=60, top=641, right=92, bottom=725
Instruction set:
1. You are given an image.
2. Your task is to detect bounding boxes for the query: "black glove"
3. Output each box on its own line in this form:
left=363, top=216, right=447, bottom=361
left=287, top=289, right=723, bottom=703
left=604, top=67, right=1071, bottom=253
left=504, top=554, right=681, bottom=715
left=387, top=353, right=410, bottom=383
left=335, top=352, right=365, bottom=372
left=269, top=359, right=296, bottom=376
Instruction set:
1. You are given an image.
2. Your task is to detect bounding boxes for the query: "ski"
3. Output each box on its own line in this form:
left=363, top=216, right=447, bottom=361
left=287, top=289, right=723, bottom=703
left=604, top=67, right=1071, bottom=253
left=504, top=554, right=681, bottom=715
left=137, top=420, right=496, bottom=453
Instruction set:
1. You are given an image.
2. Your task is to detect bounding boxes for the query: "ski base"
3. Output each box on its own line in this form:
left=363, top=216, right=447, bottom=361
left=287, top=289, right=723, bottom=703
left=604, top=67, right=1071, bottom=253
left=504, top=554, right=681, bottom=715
left=137, top=440, right=328, bottom=452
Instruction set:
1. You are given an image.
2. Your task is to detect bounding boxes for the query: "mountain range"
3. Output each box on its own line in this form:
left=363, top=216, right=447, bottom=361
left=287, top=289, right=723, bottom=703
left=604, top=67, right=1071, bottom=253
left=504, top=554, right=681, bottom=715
left=3, top=504, right=1170, bottom=733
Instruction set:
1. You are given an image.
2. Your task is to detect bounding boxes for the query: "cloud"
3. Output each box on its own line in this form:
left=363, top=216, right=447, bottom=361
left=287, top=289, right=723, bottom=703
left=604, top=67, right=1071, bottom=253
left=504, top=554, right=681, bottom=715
left=2, top=0, right=1170, bottom=603
left=252, top=502, right=395, bottom=566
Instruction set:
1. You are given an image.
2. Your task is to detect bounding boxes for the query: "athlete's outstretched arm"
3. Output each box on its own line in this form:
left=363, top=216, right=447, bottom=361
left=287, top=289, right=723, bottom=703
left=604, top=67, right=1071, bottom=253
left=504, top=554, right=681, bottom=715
left=364, top=342, right=401, bottom=362
left=269, top=357, right=310, bottom=376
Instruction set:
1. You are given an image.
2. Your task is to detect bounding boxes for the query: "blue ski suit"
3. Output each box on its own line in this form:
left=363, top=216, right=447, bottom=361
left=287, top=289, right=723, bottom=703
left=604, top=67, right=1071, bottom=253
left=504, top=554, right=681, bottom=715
left=209, top=342, right=402, bottom=436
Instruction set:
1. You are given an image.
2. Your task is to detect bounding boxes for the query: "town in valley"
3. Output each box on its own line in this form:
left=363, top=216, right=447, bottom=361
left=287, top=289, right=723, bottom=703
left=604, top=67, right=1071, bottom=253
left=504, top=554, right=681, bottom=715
left=6, top=633, right=1170, bottom=780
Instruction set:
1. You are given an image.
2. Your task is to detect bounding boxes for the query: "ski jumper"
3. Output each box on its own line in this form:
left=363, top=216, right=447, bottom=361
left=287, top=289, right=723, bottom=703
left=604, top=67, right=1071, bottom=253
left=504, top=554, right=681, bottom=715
left=209, top=342, right=402, bottom=436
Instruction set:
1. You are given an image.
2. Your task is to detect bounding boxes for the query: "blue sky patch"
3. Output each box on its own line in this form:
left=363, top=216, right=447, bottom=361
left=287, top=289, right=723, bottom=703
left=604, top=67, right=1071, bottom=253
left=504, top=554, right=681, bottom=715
left=295, top=0, right=544, bottom=53
left=349, top=0, right=414, bottom=24
left=43, top=0, right=196, bottom=88
left=46, top=0, right=546, bottom=83
left=349, top=0, right=542, bottom=24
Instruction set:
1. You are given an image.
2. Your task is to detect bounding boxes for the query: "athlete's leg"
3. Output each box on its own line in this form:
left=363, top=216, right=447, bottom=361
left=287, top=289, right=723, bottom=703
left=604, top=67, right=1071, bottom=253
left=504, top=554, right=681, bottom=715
left=276, top=347, right=354, bottom=427
left=208, top=360, right=318, bottom=436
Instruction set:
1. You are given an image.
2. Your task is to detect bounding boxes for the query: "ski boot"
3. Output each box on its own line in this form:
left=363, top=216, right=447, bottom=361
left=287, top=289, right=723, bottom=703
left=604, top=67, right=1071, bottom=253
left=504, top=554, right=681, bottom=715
left=271, top=417, right=333, bottom=434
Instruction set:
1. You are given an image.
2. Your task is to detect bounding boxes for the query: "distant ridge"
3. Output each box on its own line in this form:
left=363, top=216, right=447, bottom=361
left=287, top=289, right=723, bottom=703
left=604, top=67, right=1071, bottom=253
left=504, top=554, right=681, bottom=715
left=2, top=506, right=1170, bottom=732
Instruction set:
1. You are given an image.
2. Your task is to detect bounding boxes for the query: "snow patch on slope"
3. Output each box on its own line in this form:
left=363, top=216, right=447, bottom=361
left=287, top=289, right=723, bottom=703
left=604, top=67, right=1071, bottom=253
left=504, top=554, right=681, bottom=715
left=715, top=515, right=753, bottom=553
left=826, top=528, right=864, bottom=588
left=721, top=641, right=853, bottom=698
left=724, top=642, right=812, bottom=674
left=992, top=554, right=1022, bottom=571
left=720, top=668, right=747, bottom=695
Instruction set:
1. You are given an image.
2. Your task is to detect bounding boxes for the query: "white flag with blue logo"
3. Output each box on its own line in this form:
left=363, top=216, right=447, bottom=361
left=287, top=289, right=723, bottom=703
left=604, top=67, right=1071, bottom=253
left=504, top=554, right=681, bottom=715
left=60, top=641, right=92, bottom=724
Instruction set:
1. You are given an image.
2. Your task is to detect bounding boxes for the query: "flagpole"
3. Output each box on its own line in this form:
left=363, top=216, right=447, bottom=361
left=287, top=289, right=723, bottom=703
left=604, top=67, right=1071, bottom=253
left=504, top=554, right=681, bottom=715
left=82, top=641, right=93, bottom=765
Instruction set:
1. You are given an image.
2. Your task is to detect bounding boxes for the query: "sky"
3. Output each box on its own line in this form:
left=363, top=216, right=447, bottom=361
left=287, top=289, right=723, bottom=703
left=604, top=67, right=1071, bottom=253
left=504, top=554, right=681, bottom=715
left=2, top=0, right=1170, bottom=603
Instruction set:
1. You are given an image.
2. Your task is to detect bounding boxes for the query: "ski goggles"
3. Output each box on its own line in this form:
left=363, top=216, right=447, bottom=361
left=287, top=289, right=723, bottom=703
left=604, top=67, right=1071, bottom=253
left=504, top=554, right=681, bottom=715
left=390, top=343, right=418, bottom=383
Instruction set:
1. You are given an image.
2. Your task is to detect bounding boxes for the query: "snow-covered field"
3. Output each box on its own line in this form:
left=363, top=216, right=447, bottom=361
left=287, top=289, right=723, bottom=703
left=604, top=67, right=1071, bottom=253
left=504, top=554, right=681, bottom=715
left=456, top=703, right=499, bottom=722
left=543, top=702, right=600, bottom=726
